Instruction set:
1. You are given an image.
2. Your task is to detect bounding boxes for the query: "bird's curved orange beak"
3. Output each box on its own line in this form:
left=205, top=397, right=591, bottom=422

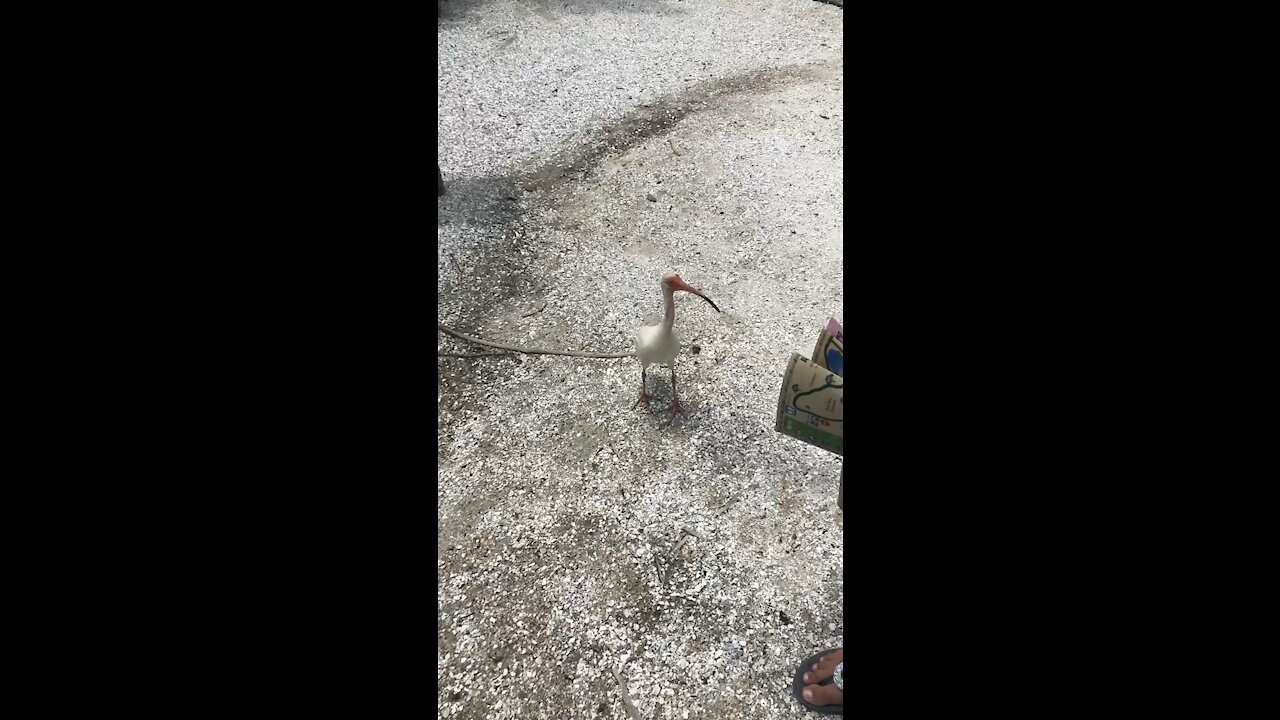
left=671, top=276, right=722, bottom=313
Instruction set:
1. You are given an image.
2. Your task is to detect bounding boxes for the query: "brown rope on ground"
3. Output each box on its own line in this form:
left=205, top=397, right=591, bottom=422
left=438, top=323, right=635, bottom=359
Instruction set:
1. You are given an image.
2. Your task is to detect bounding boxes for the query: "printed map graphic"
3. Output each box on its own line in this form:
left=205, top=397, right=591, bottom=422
left=793, top=372, right=843, bottom=421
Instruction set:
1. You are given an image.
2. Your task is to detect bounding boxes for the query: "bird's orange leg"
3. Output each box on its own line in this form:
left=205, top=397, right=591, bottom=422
left=668, top=367, right=684, bottom=415
left=633, top=367, right=652, bottom=411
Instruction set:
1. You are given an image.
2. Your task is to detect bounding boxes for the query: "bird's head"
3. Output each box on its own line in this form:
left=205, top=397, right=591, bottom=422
left=662, top=273, right=721, bottom=313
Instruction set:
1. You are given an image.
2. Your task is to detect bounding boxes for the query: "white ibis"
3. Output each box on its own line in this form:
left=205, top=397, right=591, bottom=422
left=634, top=273, right=721, bottom=414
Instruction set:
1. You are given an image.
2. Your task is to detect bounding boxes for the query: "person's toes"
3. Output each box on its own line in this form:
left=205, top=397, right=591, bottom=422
left=805, top=650, right=843, bottom=682
left=803, top=662, right=833, bottom=684
left=802, top=683, right=843, bottom=707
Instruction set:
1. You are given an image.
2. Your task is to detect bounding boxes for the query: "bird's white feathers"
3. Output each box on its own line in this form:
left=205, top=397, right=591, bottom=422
left=635, top=322, right=681, bottom=369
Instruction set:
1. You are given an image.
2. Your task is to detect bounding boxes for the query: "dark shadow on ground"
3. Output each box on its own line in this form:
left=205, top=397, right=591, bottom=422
left=436, top=174, right=522, bottom=228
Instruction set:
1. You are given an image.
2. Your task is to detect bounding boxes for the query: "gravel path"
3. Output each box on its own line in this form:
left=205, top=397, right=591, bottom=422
left=438, top=2, right=843, bottom=718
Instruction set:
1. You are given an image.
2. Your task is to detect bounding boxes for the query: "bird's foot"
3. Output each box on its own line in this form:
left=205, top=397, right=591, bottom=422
left=668, top=397, right=685, bottom=416
left=633, top=391, right=652, bottom=412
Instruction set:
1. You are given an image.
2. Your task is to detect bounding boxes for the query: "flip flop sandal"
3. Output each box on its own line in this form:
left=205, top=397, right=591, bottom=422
left=792, top=647, right=843, bottom=715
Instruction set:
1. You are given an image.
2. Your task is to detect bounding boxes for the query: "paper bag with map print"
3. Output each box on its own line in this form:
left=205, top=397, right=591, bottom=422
left=775, top=351, right=844, bottom=456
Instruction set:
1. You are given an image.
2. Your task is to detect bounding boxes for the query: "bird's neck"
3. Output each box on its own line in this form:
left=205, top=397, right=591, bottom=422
left=661, top=286, right=676, bottom=334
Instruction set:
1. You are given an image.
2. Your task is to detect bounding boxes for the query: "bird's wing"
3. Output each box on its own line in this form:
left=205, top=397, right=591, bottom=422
left=635, top=324, right=662, bottom=363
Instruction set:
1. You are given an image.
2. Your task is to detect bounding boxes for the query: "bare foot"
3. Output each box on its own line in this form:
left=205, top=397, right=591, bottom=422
left=801, top=648, right=843, bottom=707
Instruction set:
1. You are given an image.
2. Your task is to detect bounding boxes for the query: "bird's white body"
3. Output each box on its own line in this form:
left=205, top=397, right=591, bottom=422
left=636, top=320, right=680, bottom=369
